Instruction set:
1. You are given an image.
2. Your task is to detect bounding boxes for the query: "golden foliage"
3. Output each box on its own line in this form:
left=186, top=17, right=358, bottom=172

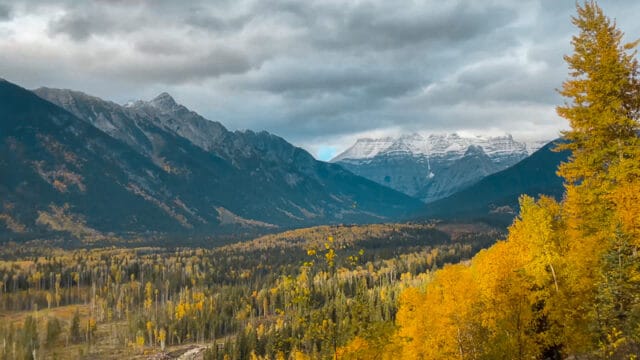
left=393, top=2, right=640, bottom=358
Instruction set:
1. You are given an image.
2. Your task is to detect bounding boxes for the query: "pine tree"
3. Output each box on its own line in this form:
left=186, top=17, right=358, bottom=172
left=70, top=308, right=81, bottom=343
left=21, top=316, right=38, bottom=359
left=46, top=317, right=62, bottom=348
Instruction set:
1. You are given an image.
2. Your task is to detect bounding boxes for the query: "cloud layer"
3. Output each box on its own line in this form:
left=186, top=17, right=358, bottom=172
left=1, top=0, right=639, bottom=159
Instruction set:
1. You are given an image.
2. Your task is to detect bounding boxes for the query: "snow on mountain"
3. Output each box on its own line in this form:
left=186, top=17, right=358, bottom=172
left=424, top=133, right=472, bottom=158
left=331, top=133, right=550, bottom=203
left=384, top=133, right=429, bottom=157
left=149, top=92, right=179, bottom=111
left=332, top=133, right=546, bottom=163
left=524, top=140, right=551, bottom=155
left=472, top=135, right=526, bottom=156
left=331, top=137, right=395, bottom=162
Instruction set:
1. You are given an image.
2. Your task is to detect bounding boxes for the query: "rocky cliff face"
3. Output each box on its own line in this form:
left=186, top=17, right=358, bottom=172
left=332, top=133, right=548, bottom=203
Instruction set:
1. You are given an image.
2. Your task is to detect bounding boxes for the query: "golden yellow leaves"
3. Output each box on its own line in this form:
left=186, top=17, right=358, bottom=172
left=394, top=195, right=569, bottom=359
left=395, top=264, right=483, bottom=360
left=173, top=289, right=210, bottom=321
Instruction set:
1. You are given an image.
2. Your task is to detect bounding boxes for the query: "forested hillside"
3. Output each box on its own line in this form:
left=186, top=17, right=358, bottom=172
left=0, top=81, right=423, bottom=241
left=0, top=223, right=499, bottom=359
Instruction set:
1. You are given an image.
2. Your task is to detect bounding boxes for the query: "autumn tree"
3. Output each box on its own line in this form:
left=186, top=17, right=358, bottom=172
left=555, top=1, right=640, bottom=355
left=555, top=0, right=640, bottom=275
left=395, top=264, right=484, bottom=359
left=394, top=3, right=640, bottom=359
left=557, top=2, right=640, bottom=184
left=393, top=196, right=565, bottom=359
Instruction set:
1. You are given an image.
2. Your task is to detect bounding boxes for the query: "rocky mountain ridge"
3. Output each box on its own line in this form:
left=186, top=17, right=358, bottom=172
left=0, top=79, right=424, bottom=242
left=332, top=133, right=549, bottom=202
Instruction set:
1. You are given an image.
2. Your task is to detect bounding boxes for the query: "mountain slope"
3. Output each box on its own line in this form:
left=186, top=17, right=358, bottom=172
left=0, top=81, right=425, bottom=241
left=332, top=133, right=547, bottom=202
left=420, top=140, right=569, bottom=225
left=1, top=79, right=196, bottom=241
left=415, top=145, right=500, bottom=201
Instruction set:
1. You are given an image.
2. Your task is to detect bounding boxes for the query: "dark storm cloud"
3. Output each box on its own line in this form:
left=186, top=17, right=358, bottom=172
left=415, top=57, right=560, bottom=107
left=47, top=1, right=153, bottom=41
left=49, top=11, right=110, bottom=41
left=0, top=3, right=10, bottom=20
left=111, top=47, right=254, bottom=84
left=309, top=3, right=515, bottom=51
left=245, top=62, right=420, bottom=99
left=1, top=0, right=640, bottom=158
left=49, top=10, right=114, bottom=41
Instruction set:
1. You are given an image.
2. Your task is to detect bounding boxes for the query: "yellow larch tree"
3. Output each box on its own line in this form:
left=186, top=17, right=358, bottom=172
left=554, top=1, right=640, bottom=355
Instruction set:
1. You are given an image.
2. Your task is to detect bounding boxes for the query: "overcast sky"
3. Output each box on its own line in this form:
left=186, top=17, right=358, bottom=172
left=1, top=1, right=639, bottom=160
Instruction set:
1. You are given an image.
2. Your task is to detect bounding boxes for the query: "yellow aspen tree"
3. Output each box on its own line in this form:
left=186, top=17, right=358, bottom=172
left=473, top=241, right=542, bottom=360
left=396, top=264, right=481, bottom=360
left=497, top=195, right=565, bottom=356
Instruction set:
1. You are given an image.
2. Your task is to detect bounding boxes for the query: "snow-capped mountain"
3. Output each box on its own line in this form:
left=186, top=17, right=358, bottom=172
left=331, top=133, right=549, bottom=203
left=332, top=137, right=396, bottom=161
left=334, top=133, right=543, bottom=163
left=524, top=140, right=550, bottom=155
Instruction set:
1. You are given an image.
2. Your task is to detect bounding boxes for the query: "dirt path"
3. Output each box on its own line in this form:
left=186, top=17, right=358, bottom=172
left=176, top=345, right=206, bottom=360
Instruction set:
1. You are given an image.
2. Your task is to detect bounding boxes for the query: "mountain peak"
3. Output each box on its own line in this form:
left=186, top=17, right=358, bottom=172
left=332, top=132, right=544, bottom=167
left=149, top=92, right=178, bottom=111
left=153, top=92, right=174, bottom=101
left=464, top=144, right=487, bottom=156
left=332, top=136, right=395, bottom=162
left=356, top=136, right=393, bottom=143
left=398, top=133, right=424, bottom=141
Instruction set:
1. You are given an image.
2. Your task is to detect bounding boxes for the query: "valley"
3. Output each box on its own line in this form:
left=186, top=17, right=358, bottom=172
left=0, top=222, right=500, bottom=359
left=1, top=1, right=639, bottom=358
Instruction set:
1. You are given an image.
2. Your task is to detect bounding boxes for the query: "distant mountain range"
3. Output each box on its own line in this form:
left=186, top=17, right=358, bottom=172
left=420, top=140, right=569, bottom=225
left=332, top=133, right=549, bottom=202
left=0, top=79, right=423, bottom=242
left=0, top=77, right=571, bottom=242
